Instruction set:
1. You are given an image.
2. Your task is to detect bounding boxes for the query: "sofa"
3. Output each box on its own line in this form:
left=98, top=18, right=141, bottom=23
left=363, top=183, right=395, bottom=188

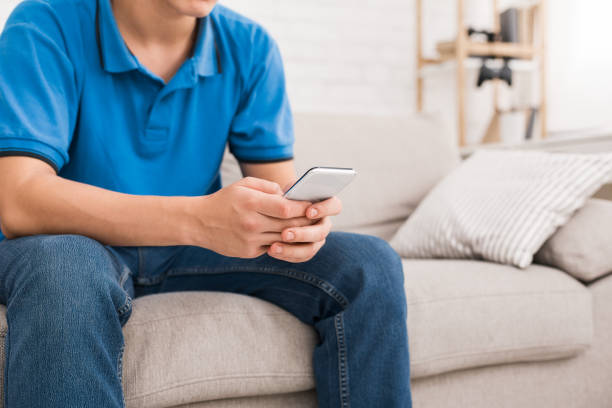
left=1, top=113, right=611, bottom=407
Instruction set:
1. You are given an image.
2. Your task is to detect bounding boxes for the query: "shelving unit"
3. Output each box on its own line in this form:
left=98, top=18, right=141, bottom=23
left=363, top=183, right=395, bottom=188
left=416, top=0, right=547, bottom=147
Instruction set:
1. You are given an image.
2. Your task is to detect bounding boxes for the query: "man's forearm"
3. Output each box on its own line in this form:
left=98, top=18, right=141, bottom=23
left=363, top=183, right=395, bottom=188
left=2, top=172, right=201, bottom=247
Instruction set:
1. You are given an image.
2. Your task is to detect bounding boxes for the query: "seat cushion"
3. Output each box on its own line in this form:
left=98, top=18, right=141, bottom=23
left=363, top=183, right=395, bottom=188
left=405, top=260, right=593, bottom=378
left=410, top=274, right=612, bottom=408
left=121, top=293, right=317, bottom=408
left=0, top=261, right=593, bottom=407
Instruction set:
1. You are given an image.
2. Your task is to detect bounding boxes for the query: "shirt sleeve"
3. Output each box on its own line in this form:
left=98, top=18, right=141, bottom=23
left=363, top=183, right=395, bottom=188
left=228, top=31, right=294, bottom=163
left=0, top=2, right=79, bottom=172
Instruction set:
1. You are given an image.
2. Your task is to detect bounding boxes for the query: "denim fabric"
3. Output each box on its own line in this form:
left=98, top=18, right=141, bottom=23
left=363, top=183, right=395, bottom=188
left=0, top=232, right=411, bottom=408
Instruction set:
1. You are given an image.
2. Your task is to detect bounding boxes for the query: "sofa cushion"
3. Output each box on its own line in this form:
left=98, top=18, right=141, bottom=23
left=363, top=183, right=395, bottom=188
left=535, top=199, right=612, bottom=283
left=221, top=112, right=460, bottom=241
left=405, top=260, right=593, bottom=378
left=0, top=261, right=593, bottom=406
left=121, top=293, right=317, bottom=408
left=411, top=272, right=612, bottom=408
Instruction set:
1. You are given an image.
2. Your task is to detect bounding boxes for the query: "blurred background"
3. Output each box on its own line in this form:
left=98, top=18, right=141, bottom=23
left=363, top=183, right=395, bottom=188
left=1, top=0, right=611, bottom=147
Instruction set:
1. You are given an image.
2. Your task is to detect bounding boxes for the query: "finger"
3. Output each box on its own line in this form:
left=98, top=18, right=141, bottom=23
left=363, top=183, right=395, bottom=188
left=281, top=217, right=331, bottom=243
left=306, top=196, right=342, bottom=219
left=255, top=194, right=311, bottom=219
left=257, top=232, right=283, bottom=246
left=244, top=213, right=314, bottom=234
left=268, top=240, right=325, bottom=263
left=239, top=177, right=283, bottom=195
left=262, top=215, right=318, bottom=234
left=241, top=233, right=281, bottom=258
left=261, top=216, right=316, bottom=233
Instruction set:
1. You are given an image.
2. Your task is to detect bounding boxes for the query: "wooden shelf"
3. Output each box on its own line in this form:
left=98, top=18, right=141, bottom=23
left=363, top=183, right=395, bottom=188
left=419, top=59, right=538, bottom=76
left=416, top=0, right=547, bottom=147
left=436, top=41, right=535, bottom=60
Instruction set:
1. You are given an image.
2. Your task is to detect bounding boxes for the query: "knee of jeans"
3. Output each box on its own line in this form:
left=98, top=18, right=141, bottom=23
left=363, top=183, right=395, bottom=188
left=344, top=235, right=406, bottom=314
left=9, top=235, right=123, bottom=307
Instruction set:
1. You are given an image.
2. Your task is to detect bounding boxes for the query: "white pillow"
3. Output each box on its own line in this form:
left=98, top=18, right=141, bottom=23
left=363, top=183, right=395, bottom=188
left=390, top=150, right=612, bottom=268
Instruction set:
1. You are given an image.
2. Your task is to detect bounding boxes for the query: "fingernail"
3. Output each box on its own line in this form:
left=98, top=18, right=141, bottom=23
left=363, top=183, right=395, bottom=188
left=286, top=231, right=295, bottom=241
left=309, top=208, right=318, bottom=218
left=274, top=245, right=283, bottom=254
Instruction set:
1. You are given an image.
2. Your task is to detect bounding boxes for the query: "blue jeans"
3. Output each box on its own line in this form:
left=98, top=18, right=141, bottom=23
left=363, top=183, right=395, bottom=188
left=0, top=232, right=411, bottom=407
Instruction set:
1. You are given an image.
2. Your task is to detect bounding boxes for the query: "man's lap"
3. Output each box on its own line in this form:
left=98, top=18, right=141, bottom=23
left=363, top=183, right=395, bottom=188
left=0, top=232, right=401, bottom=325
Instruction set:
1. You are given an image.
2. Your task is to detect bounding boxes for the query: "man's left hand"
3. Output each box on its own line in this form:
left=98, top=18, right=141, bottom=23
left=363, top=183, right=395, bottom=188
left=267, top=196, right=342, bottom=263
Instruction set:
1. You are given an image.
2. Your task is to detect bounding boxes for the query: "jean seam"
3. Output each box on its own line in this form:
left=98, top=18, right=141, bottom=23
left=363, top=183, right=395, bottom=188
left=117, top=295, right=132, bottom=318
left=2, top=325, right=8, bottom=408
left=137, top=265, right=350, bottom=309
left=117, top=342, right=126, bottom=408
left=335, top=312, right=350, bottom=408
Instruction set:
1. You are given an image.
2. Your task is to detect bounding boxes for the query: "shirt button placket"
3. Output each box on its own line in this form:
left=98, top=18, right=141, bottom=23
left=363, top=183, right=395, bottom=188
left=144, top=92, right=172, bottom=143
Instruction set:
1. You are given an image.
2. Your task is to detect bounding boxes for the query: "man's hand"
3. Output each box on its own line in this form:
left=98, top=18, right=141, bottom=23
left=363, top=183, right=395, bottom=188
left=195, top=177, right=315, bottom=259
left=267, top=196, right=342, bottom=263
left=237, top=160, right=342, bottom=263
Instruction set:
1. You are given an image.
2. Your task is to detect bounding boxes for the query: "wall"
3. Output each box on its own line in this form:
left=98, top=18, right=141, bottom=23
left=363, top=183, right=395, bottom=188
left=222, top=0, right=612, bottom=142
left=0, top=0, right=19, bottom=29
left=225, top=0, right=612, bottom=140
left=222, top=0, right=418, bottom=116
left=1, top=0, right=611, bottom=141
left=546, top=0, right=612, bottom=134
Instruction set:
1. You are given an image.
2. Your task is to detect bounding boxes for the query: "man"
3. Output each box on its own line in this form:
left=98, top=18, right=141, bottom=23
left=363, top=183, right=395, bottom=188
left=0, top=0, right=412, bottom=406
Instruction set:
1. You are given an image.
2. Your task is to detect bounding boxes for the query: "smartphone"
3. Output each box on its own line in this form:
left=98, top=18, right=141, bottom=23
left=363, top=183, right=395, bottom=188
left=284, top=167, right=356, bottom=202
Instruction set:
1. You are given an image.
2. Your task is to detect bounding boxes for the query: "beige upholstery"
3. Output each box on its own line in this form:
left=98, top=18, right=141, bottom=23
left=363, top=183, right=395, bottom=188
left=536, top=198, right=612, bottom=282
left=411, top=275, right=612, bottom=408
left=404, top=260, right=592, bottom=378
left=121, top=293, right=317, bottom=408
left=173, top=391, right=317, bottom=408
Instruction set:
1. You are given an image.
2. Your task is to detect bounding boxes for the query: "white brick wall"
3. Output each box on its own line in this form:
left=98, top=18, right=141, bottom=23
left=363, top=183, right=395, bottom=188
left=222, top=0, right=420, bottom=115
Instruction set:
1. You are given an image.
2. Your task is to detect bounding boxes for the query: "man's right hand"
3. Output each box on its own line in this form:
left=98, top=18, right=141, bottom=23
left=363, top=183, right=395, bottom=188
left=193, top=177, right=314, bottom=258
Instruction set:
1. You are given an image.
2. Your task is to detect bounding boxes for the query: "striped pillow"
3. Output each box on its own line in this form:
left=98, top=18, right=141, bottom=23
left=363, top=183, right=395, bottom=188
left=390, top=150, right=612, bottom=268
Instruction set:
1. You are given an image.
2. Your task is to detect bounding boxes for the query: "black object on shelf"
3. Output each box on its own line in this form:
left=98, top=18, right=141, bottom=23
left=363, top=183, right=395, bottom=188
left=468, top=10, right=518, bottom=88
left=467, top=28, right=500, bottom=43
left=477, top=58, right=513, bottom=87
left=500, top=8, right=520, bottom=43
left=525, top=108, right=538, bottom=140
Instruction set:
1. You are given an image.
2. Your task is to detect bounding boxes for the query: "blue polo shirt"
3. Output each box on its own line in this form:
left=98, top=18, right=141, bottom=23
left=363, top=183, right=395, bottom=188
left=0, top=0, right=294, bottom=199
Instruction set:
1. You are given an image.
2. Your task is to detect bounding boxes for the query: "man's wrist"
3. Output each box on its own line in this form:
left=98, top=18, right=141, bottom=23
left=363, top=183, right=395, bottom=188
left=171, top=196, right=209, bottom=247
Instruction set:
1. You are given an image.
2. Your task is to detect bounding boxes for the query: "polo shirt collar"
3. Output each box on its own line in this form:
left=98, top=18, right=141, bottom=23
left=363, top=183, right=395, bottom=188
left=192, top=16, right=221, bottom=77
left=96, top=0, right=220, bottom=77
left=96, top=0, right=138, bottom=73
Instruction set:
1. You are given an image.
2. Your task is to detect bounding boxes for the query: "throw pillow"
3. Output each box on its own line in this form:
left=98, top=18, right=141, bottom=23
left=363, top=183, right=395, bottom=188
left=535, top=198, right=612, bottom=282
left=390, top=150, right=612, bottom=268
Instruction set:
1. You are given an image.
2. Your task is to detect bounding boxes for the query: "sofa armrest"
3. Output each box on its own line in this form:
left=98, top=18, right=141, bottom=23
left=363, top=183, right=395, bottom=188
left=535, top=199, right=612, bottom=282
